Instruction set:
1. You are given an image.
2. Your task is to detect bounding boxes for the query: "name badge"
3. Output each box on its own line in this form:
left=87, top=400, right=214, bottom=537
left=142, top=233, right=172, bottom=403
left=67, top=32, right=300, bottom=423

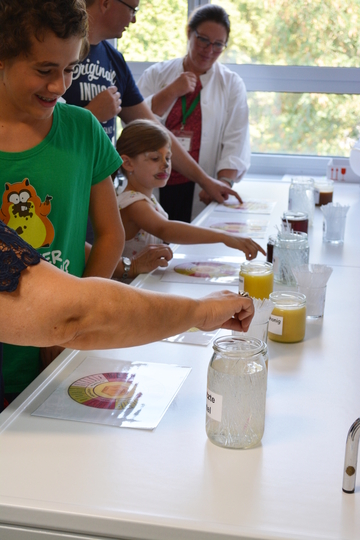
left=172, top=129, right=194, bottom=152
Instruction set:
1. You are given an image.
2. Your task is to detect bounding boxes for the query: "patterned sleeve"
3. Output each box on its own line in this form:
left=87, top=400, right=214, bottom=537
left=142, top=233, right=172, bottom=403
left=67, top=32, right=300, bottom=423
left=0, top=221, right=42, bottom=293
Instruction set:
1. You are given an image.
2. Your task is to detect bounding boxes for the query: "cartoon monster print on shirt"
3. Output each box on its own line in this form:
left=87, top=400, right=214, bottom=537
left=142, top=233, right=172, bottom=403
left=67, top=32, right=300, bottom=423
left=0, top=178, right=55, bottom=249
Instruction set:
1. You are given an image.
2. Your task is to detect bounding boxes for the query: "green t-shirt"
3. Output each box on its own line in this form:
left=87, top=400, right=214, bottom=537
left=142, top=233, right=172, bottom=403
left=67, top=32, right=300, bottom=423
left=0, top=103, right=122, bottom=393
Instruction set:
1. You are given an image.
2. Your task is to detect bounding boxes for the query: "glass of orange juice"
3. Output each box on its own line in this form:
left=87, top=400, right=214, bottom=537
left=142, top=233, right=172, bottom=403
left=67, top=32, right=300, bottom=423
left=239, top=261, right=273, bottom=299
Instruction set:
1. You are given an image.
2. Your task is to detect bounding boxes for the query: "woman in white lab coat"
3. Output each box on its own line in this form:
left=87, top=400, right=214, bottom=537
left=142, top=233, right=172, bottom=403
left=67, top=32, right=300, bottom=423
left=138, top=4, right=250, bottom=222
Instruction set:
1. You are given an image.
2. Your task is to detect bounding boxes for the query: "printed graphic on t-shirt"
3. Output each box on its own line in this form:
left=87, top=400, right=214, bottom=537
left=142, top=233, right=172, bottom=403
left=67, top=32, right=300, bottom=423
left=72, top=59, right=117, bottom=104
left=0, top=178, right=55, bottom=249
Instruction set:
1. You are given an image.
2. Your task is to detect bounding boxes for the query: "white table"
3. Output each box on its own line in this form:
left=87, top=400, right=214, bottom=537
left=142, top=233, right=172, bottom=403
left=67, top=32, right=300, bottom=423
left=1, top=178, right=359, bottom=540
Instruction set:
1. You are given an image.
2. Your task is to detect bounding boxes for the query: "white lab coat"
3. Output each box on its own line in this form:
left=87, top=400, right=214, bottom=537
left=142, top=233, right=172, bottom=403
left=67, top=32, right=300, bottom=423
left=138, top=57, right=251, bottom=181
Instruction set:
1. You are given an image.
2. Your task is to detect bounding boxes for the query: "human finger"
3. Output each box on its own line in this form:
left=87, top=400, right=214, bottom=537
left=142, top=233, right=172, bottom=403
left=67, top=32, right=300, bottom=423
left=199, top=192, right=212, bottom=205
left=197, top=291, right=254, bottom=331
left=154, top=244, right=173, bottom=261
left=244, top=240, right=266, bottom=259
left=220, top=297, right=254, bottom=332
left=209, top=180, right=242, bottom=204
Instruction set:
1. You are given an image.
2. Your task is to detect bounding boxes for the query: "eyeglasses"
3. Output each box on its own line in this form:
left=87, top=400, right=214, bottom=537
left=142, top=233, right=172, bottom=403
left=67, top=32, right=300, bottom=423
left=194, top=31, right=227, bottom=54
left=116, top=0, right=139, bottom=17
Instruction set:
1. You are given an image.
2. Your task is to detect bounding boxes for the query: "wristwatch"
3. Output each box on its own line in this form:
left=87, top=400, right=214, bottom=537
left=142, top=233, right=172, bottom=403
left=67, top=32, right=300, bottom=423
left=218, top=176, right=235, bottom=188
left=122, top=256, right=132, bottom=279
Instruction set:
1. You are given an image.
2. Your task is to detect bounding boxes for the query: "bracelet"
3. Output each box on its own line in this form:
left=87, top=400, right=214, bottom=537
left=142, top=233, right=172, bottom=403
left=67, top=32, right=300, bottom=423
left=239, top=291, right=250, bottom=298
left=218, top=176, right=235, bottom=188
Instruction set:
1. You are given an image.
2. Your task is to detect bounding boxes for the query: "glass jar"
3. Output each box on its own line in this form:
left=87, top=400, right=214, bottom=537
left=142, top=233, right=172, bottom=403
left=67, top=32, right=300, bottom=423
left=239, top=261, right=273, bottom=299
left=282, top=210, right=309, bottom=234
left=206, top=336, right=268, bottom=449
left=268, top=292, right=306, bottom=343
left=314, top=179, right=334, bottom=206
left=273, top=232, right=309, bottom=286
left=266, top=235, right=276, bottom=263
left=288, top=177, right=315, bottom=225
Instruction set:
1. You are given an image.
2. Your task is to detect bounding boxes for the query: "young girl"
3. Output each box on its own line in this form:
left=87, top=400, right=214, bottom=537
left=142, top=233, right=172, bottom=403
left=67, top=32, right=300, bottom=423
left=116, top=119, right=265, bottom=262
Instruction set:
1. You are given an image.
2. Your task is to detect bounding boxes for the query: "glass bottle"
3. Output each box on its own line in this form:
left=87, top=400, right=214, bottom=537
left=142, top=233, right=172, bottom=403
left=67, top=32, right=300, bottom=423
left=239, top=261, right=273, bottom=299
left=288, top=177, right=315, bottom=225
left=206, top=336, right=268, bottom=449
left=273, top=232, right=309, bottom=286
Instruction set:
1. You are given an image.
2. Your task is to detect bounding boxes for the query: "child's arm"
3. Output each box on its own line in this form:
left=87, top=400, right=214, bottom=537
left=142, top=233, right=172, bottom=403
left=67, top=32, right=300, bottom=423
left=84, top=177, right=125, bottom=278
left=125, top=199, right=266, bottom=260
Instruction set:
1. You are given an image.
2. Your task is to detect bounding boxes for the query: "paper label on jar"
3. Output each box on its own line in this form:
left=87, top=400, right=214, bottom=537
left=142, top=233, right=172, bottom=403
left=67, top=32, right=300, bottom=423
left=269, top=314, right=283, bottom=335
left=239, top=274, right=244, bottom=290
left=206, top=389, right=223, bottom=422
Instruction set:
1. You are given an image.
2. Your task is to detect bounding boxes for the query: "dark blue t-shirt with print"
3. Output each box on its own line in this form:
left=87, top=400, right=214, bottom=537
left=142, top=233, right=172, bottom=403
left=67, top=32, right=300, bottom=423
left=63, top=41, right=143, bottom=142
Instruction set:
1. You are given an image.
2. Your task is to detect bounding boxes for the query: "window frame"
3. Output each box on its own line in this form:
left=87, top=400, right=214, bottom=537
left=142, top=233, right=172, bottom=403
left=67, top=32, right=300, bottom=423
left=126, top=0, right=360, bottom=177
left=129, top=60, right=360, bottom=175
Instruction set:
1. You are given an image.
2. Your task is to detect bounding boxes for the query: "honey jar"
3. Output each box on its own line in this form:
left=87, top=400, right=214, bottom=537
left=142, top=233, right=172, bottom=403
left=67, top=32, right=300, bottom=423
left=268, top=291, right=306, bottom=343
left=239, top=261, right=273, bottom=299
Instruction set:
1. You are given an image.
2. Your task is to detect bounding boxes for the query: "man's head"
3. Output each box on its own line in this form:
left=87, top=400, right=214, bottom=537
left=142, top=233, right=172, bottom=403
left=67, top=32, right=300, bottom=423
left=0, top=0, right=88, bottom=61
left=85, top=0, right=139, bottom=43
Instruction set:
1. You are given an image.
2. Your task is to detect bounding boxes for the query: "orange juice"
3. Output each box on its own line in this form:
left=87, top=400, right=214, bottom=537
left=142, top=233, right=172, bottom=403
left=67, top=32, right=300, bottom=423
left=240, top=261, right=273, bottom=299
left=268, top=292, right=306, bottom=343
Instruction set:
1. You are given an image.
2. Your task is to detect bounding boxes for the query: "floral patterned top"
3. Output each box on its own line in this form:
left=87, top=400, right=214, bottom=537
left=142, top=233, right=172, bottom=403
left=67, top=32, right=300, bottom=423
left=117, top=190, right=168, bottom=257
left=0, top=221, right=42, bottom=411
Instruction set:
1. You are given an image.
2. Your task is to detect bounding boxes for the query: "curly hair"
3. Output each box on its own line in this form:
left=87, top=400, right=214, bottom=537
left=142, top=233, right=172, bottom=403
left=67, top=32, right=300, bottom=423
left=0, top=0, right=89, bottom=61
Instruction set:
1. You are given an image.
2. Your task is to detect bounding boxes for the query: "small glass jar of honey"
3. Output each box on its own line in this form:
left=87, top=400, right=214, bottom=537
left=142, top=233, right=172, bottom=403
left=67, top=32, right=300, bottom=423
left=239, top=261, right=274, bottom=299
left=268, top=291, right=306, bottom=343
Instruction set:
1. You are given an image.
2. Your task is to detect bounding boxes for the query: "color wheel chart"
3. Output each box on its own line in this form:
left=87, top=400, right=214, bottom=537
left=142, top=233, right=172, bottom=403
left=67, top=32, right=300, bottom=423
left=68, top=372, right=142, bottom=411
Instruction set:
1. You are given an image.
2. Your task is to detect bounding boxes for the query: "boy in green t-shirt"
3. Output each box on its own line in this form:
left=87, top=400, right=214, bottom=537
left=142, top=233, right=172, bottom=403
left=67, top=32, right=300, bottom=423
left=0, top=0, right=124, bottom=395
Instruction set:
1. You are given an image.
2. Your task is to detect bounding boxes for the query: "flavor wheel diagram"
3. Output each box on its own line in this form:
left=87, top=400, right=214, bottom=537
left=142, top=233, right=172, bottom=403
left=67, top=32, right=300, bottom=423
left=223, top=200, right=269, bottom=212
left=210, top=222, right=248, bottom=234
left=68, top=372, right=142, bottom=410
left=174, top=261, right=238, bottom=279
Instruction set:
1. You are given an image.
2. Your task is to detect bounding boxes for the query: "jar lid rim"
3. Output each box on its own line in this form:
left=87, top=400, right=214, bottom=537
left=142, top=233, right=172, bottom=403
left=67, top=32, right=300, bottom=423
left=212, top=336, right=267, bottom=356
left=269, top=291, right=306, bottom=307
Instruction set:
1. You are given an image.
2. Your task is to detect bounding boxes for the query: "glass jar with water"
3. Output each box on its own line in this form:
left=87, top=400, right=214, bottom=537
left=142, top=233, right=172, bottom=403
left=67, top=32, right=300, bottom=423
left=288, top=177, right=315, bottom=226
left=273, top=231, right=309, bottom=286
left=206, top=336, right=268, bottom=449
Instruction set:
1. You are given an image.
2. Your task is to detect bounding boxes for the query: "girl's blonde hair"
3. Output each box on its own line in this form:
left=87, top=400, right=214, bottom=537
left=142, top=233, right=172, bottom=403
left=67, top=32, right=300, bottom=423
left=116, top=120, right=171, bottom=176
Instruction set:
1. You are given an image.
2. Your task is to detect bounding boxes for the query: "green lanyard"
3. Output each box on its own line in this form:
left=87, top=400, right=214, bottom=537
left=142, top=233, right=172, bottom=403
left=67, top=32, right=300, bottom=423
left=181, top=91, right=201, bottom=128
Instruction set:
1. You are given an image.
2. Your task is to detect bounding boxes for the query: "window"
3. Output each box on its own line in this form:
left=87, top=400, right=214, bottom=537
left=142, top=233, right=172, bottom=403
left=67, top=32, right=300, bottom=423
left=119, top=0, right=360, bottom=174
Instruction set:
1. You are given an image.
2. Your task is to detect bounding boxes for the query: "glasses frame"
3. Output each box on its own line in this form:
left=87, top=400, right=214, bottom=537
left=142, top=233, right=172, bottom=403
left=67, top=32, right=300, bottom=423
left=194, top=31, right=227, bottom=54
left=116, top=0, right=139, bottom=16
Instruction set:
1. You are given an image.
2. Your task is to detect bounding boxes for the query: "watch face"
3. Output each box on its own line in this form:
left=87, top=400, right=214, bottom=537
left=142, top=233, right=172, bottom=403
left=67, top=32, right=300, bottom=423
left=122, top=257, right=131, bottom=274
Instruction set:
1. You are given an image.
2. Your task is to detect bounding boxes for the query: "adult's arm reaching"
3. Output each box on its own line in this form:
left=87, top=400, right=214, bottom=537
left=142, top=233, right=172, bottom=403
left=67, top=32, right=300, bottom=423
left=0, top=259, right=254, bottom=351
